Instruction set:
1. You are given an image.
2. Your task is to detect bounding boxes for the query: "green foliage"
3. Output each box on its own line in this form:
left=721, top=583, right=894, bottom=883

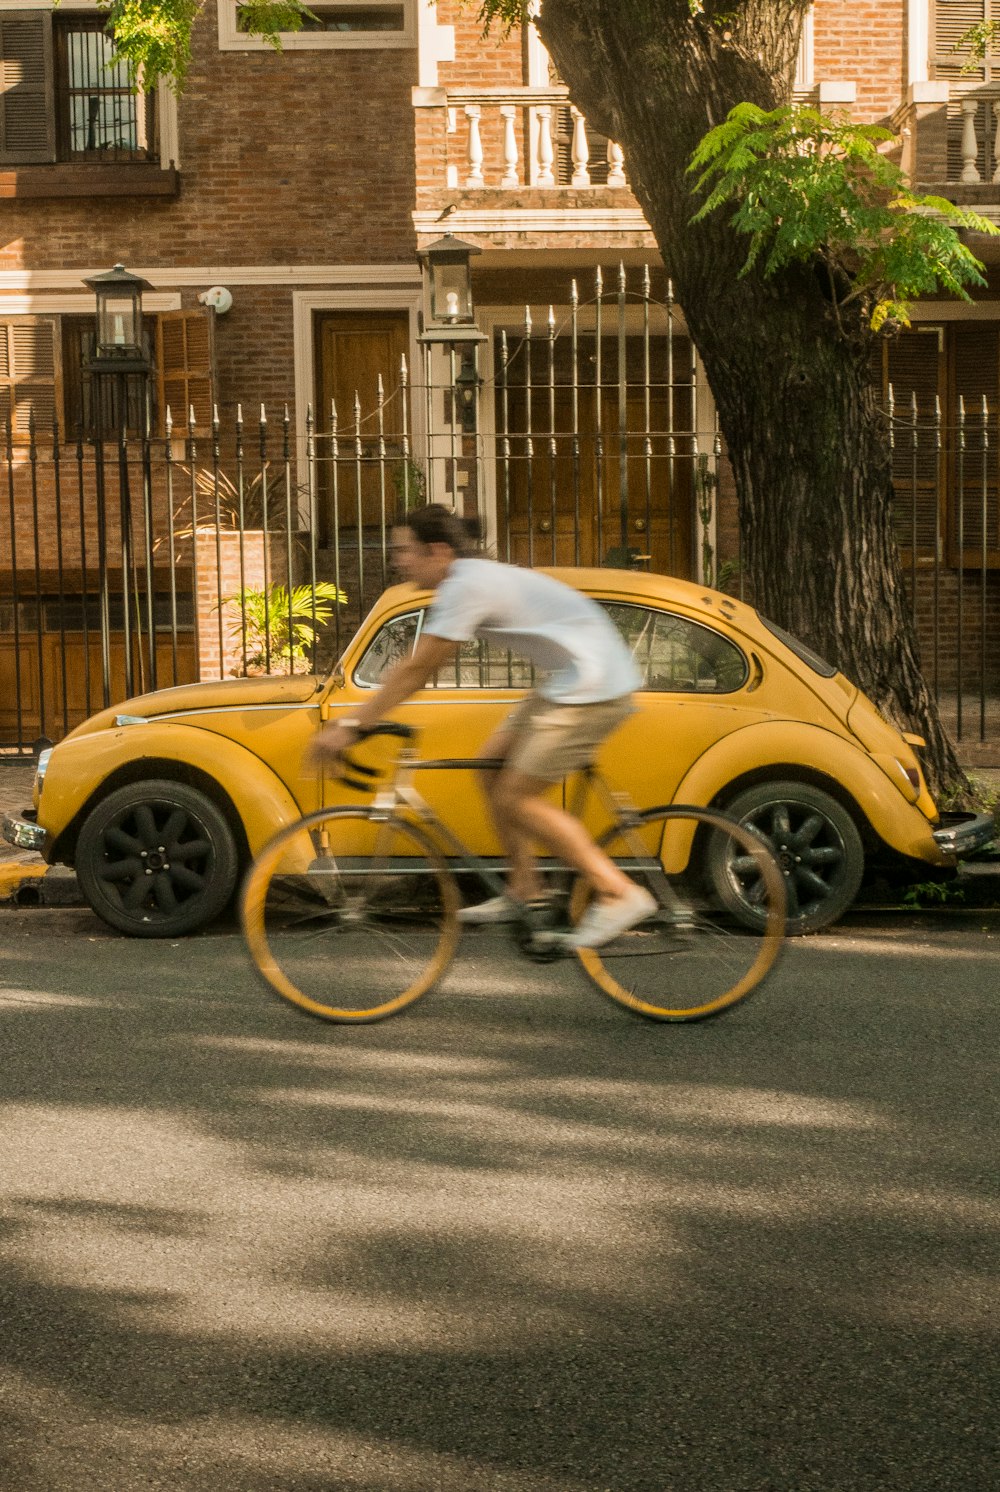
left=227, top=581, right=346, bottom=675
left=689, top=103, right=998, bottom=333
left=92, top=0, right=315, bottom=91
left=901, top=878, right=966, bottom=910
left=954, top=19, right=1000, bottom=69
left=392, top=459, right=427, bottom=510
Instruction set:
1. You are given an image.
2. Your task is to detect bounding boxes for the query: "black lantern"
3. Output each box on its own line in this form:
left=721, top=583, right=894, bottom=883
left=83, top=262, right=154, bottom=372
left=421, top=234, right=481, bottom=332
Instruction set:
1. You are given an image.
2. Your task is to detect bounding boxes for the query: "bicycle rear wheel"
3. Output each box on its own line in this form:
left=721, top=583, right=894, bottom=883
left=572, top=805, right=786, bottom=1022
left=241, top=807, right=460, bottom=1022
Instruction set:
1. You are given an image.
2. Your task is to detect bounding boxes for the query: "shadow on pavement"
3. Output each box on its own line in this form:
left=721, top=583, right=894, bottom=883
left=0, top=914, right=996, bottom=1490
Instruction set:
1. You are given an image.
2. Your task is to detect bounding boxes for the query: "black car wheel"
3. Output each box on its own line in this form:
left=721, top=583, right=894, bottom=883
left=76, top=780, right=239, bottom=937
left=709, top=780, right=866, bottom=935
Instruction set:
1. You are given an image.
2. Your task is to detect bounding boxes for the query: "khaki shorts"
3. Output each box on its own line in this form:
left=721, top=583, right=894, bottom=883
left=500, top=692, right=635, bottom=783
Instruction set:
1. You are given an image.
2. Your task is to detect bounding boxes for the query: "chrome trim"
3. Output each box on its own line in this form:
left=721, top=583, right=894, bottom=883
left=932, top=812, right=997, bottom=858
left=2, top=814, right=49, bottom=852
left=34, top=746, right=53, bottom=790
left=123, top=701, right=322, bottom=724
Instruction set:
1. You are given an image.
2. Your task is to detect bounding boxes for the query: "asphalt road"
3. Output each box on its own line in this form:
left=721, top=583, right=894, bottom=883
left=0, top=909, right=997, bottom=1492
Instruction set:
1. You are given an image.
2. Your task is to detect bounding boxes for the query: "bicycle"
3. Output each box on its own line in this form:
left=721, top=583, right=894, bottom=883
left=241, top=722, right=787, bottom=1024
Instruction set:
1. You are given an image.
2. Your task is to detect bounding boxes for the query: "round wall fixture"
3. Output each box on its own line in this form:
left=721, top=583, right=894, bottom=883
left=197, top=286, right=233, bottom=314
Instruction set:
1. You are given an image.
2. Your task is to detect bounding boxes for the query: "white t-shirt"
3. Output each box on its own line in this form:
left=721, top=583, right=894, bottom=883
left=423, top=559, right=641, bottom=704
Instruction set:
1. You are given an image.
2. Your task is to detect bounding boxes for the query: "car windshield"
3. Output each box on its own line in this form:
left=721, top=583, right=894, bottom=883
left=756, top=614, right=838, bottom=678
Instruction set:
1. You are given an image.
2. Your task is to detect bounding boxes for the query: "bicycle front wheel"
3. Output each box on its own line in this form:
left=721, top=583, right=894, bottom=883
left=241, top=807, right=460, bottom=1022
left=572, top=806, right=786, bottom=1022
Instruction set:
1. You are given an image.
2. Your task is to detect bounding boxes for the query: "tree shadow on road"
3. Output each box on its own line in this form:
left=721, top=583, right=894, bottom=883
left=0, top=918, right=996, bottom=1490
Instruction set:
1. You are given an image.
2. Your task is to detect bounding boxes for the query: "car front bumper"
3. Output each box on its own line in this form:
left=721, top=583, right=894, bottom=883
left=932, top=811, right=997, bottom=858
left=2, top=813, right=50, bottom=855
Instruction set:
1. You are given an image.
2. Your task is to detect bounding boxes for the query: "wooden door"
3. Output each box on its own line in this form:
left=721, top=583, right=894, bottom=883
left=497, top=331, right=695, bottom=576
left=315, top=312, right=411, bottom=547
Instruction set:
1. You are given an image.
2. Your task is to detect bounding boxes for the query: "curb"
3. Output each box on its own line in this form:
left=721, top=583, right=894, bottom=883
left=0, top=861, right=84, bottom=908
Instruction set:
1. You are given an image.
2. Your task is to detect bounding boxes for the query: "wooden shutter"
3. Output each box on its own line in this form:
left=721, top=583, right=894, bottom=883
left=0, top=318, right=60, bottom=441
left=932, top=1, right=993, bottom=79
left=0, top=12, right=55, bottom=165
left=875, top=327, right=947, bottom=560
left=949, top=322, right=1000, bottom=566
left=157, top=310, right=215, bottom=436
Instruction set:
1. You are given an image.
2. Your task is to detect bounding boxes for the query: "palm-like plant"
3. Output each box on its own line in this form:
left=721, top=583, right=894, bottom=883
left=226, top=581, right=346, bottom=675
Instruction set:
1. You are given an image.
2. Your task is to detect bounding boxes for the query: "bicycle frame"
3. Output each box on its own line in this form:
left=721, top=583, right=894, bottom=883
left=335, top=747, right=690, bottom=924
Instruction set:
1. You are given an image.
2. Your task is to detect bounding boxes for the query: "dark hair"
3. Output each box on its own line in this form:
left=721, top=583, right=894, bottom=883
left=403, top=503, right=480, bottom=556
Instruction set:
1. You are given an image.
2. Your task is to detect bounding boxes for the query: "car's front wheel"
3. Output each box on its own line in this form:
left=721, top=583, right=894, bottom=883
left=709, top=780, right=865, bottom=935
left=76, top=779, right=239, bottom=937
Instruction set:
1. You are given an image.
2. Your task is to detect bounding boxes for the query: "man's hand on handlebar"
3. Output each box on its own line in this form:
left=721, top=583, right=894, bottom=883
left=307, top=718, right=364, bottom=768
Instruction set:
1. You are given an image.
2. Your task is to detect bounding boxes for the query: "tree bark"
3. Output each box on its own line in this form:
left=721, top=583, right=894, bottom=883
left=534, top=0, right=965, bottom=793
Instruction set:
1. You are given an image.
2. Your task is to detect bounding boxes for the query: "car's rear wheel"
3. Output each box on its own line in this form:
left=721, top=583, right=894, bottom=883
left=710, top=780, right=865, bottom=935
left=76, top=780, right=239, bottom=937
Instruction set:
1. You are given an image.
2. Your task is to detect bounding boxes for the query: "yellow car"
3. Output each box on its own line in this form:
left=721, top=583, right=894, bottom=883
left=3, top=568, right=994, bottom=937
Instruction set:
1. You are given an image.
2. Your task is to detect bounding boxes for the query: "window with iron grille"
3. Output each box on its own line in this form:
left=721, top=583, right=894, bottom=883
left=54, top=13, right=156, bottom=161
left=1, top=309, right=212, bottom=444
left=0, top=7, right=158, bottom=165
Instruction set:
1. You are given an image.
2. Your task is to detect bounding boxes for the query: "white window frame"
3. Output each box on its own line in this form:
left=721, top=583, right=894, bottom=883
left=795, top=4, right=814, bottom=91
left=217, top=0, right=416, bottom=52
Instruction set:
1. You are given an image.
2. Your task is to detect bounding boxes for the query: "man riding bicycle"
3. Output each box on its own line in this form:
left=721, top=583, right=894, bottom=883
left=310, top=503, right=653, bottom=948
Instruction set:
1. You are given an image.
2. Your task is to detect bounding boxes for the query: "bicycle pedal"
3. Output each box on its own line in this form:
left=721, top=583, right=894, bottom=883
left=520, top=928, right=569, bottom=964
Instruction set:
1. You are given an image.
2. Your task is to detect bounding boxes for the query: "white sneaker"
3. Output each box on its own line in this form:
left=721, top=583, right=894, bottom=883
left=457, top=894, right=525, bottom=925
left=568, top=886, right=658, bottom=949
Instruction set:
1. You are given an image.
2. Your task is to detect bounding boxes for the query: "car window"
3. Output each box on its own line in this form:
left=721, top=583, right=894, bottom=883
left=602, top=602, right=748, bottom=693
left=353, top=609, right=535, bottom=690
left=427, top=637, right=536, bottom=690
left=353, top=610, right=420, bottom=687
left=756, top=614, right=838, bottom=677
left=355, top=599, right=748, bottom=694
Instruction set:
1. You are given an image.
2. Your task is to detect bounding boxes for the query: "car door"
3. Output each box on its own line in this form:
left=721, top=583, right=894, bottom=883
left=573, top=600, right=757, bottom=834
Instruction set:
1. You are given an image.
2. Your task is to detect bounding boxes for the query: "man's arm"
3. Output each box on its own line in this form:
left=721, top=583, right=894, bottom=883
left=309, top=633, right=459, bottom=762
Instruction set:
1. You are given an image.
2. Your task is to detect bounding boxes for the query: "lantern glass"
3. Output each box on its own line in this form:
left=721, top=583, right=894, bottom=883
left=97, top=293, right=140, bottom=352
left=430, top=258, right=473, bottom=325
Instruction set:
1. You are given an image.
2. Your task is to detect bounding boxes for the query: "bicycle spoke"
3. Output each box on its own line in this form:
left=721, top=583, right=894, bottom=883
left=577, top=806, right=785, bottom=1021
left=242, top=807, right=459, bottom=1022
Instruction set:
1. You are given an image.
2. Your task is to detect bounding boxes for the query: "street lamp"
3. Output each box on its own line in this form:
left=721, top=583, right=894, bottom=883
left=419, top=235, right=486, bottom=438
left=421, top=234, right=482, bottom=334
left=82, top=262, right=155, bottom=707
left=83, top=262, right=154, bottom=374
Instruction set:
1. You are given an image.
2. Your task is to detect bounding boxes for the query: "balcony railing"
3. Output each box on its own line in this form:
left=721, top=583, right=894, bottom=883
left=895, top=80, right=1000, bottom=191
left=415, top=86, right=630, bottom=193
left=948, top=94, right=1000, bottom=185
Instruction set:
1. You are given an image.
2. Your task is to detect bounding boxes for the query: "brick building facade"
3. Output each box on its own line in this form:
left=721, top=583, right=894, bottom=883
left=1, top=0, right=998, bottom=741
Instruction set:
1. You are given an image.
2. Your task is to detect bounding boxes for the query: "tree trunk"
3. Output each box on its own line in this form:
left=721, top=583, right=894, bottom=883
left=535, top=0, right=965, bottom=793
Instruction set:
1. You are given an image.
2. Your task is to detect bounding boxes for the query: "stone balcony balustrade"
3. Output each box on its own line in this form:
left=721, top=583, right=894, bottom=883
left=411, top=85, right=653, bottom=249
left=894, top=80, right=1000, bottom=204
left=415, top=85, right=629, bottom=191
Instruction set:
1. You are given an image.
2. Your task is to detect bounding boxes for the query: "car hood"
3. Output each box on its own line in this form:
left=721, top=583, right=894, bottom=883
left=62, top=674, right=324, bottom=741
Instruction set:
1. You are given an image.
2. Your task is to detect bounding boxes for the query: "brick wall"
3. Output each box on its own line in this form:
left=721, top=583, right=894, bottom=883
left=812, top=0, right=906, bottom=122
left=0, top=9, right=418, bottom=271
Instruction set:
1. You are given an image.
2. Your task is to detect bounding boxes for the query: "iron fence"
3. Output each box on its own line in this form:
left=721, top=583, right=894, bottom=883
left=1, top=265, right=998, bottom=754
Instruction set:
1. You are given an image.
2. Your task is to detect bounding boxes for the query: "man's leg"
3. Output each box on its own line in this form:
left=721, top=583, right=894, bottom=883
left=473, top=726, right=546, bottom=903
left=491, top=768, right=635, bottom=903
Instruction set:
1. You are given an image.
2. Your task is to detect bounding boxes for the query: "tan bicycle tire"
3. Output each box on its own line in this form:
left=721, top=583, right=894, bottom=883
left=241, top=806, right=460, bottom=1023
left=572, top=805, right=786, bottom=1022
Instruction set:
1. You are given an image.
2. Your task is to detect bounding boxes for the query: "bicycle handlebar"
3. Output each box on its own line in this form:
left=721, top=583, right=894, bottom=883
left=337, top=720, right=417, bottom=793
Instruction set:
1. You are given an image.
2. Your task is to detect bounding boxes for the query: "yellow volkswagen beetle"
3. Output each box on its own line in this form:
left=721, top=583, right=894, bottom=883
left=3, top=568, right=993, bottom=937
